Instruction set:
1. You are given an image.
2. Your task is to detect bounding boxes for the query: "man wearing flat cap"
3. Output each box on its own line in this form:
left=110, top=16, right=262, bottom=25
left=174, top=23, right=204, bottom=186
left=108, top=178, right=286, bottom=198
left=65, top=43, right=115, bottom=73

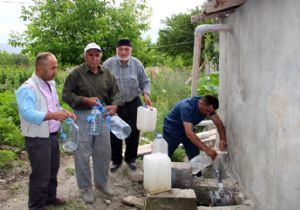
left=62, top=43, right=122, bottom=203
left=103, top=39, right=152, bottom=172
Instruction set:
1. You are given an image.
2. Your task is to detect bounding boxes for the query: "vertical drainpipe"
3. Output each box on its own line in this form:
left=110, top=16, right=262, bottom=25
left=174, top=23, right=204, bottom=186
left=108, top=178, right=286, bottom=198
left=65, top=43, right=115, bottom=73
left=191, top=24, right=232, bottom=96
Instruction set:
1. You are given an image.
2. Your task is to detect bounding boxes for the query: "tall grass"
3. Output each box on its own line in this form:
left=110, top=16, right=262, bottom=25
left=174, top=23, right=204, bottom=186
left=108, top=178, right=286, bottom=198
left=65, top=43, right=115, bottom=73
left=143, top=67, right=219, bottom=141
left=144, top=67, right=191, bottom=140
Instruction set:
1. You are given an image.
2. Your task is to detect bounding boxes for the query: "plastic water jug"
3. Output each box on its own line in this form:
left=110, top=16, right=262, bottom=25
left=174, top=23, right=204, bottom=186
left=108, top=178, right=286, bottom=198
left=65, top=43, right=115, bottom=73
left=143, top=153, right=171, bottom=194
left=151, top=133, right=168, bottom=155
left=190, top=152, right=212, bottom=175
left=86, top=106, right=101, bottom=135
left=60, top=117, right=79, bottom=152
left=136, top=106, right=157, bottom=132
left=96, top=103, right=131, bottom=140
left=108, top=115, right=131, bottom=140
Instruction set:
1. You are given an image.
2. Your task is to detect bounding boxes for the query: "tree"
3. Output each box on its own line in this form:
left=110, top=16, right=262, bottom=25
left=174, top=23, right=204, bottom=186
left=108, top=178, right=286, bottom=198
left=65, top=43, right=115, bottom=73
left=0, top=51, right=30, bottom=67
left=156, top=7, right=219, bottom=66
left=9, top=0, right=151, bottom=65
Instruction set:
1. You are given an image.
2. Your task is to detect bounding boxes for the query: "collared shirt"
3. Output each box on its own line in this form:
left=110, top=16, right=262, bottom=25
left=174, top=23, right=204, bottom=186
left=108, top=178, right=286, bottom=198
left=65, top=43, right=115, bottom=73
left=62, top=63, right=122, bottom=110
left=103, top=56, right=151, bottom=103
left=15, top=74, right=60, bottom=133
left=163, top=97, right=205, bottom=138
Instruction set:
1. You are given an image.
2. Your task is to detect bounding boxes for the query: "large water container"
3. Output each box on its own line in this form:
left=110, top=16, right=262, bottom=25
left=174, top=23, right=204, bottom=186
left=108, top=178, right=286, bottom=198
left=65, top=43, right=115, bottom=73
left=60, top=117, right=79, bottom=152
left=86, top=106, right=101, bottom=135
left=109, top=115, right=131, bottom=140
left=190, top=152, right=212, bottom=175
left=151, top=133, right=168, bottom=155
left=143, top=153, right=171, bottom=194
left=136, top=106, right=157, bottom=132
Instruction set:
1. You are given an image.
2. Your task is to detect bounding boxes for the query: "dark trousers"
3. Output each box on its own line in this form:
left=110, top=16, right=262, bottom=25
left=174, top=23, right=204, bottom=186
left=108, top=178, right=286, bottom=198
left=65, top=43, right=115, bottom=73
left=25, top=133, right=60, bottom=210
left=111, top=97, right=142, bottom=164
left=163, top=130, right=200, bottom=160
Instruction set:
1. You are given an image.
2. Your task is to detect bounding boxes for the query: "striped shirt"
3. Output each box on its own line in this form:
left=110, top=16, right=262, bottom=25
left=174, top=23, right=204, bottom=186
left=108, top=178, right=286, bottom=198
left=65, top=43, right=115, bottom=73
left=103, top=56, right=150, bottom=103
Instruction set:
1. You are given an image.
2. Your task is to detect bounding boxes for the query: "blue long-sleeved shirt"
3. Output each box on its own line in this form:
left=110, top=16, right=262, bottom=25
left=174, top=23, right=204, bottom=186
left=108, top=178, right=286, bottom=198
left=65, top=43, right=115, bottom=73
left=15, top=86, right=46, bottom=125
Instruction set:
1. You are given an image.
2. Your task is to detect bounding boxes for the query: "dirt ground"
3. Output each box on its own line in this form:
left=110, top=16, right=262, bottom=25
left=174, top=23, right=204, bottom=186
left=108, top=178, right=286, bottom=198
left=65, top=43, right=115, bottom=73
left=0, top=154, right=145, bottom=210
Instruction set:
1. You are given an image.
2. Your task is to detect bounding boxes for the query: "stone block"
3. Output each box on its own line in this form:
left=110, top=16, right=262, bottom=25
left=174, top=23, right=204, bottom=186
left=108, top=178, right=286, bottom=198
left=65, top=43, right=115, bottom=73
left=145, top=188, right=197, bottom=210
left=137, top=143, right=152, bottom=156
left=171, top=162, right=193, bottom=189
left=122, top=196, right=144, bottom=209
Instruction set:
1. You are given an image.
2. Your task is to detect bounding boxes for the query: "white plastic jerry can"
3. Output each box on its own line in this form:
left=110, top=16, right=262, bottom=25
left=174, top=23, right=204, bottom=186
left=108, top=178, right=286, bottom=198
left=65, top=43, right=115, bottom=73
left=136, top=106, right=157, bottom=132
left=143, top=153, right=171, bottom=194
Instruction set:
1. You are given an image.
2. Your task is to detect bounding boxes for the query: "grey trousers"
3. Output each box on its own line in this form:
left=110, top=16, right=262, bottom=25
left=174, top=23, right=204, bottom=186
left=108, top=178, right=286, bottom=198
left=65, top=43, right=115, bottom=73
left=74, top=110, right=111, bottom=190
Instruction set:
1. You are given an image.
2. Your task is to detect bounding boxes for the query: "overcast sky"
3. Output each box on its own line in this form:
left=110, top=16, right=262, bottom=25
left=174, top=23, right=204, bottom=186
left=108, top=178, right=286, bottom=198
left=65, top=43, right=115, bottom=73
left=0, top=0, right=204, bottom=44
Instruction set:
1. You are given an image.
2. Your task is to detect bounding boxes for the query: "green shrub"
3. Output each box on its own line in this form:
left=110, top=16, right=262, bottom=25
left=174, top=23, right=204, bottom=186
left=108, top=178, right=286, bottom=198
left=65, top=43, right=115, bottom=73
left=0, top=90, right=24, bottom=149
left=0, top=150, right=16, bottom=171
left=0, top=91, right=20, bottom=125
left=0, top=67, right=33, bottom=91
left=171, top=148, right=186, bottom=162
left=0, top=118, right=24, bottom=149
left=197, top=72, right=219, bottom=96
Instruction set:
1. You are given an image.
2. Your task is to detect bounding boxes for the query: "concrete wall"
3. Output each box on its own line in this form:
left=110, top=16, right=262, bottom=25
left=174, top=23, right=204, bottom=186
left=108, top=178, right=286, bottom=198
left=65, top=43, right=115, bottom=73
left=218, top=0, right=300, bottom=209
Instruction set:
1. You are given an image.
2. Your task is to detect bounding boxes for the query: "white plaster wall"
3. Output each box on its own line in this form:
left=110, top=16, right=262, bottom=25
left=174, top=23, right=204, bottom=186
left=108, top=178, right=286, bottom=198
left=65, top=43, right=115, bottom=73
left=218, top=0, right=300, bottom=209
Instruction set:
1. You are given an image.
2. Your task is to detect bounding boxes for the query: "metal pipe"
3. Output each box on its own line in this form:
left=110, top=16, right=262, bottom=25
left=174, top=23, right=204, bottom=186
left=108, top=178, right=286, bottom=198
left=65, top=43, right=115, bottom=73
left=191, top=24, right=232, bottom=96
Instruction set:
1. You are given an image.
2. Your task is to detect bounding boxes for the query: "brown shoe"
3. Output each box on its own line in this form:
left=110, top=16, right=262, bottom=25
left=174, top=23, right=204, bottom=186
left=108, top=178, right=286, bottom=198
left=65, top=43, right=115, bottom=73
left=45, top=198, right=67, bottom=206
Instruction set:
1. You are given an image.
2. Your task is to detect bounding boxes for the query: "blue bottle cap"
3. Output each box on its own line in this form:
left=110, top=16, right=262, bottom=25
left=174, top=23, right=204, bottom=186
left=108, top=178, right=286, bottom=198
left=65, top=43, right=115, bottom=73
left=60, top=132, right=67, bottom=140
left=65, top=117, right=73, bottom=125
left=86, top=115, right=96, bottom=122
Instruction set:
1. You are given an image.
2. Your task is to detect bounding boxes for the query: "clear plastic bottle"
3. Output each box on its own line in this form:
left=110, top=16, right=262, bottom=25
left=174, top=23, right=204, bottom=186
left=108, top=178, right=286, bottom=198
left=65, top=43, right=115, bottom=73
left=60, top=117, right=79, bottom=152
left=108, top=115, right=131, bottom=140
left=86, top=106, right=101, bottom=135
left=151, top=133, right=168, bottom=155
left=190, top=152, right=212, bottom=175
left=96, top=102, right=131, bottom=140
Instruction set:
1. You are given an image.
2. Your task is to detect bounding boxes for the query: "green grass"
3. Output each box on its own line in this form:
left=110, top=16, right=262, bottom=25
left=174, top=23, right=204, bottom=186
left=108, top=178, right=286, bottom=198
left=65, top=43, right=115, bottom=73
left=143, top=67, right=191, bottom=141
left=65, top=167, right=75, bottom=176
left=0, top=150, right=16, bottom=171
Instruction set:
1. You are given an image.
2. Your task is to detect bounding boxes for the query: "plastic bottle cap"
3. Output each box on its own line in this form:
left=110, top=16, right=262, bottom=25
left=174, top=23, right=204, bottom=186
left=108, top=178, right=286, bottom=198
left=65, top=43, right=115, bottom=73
left=156, top=133, right=163, bottom=138
left=65, top=117, right=73, bottom=125
left=60, top=133, right=67, bottom=140
left=86, top=115, right=96, bottom=122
